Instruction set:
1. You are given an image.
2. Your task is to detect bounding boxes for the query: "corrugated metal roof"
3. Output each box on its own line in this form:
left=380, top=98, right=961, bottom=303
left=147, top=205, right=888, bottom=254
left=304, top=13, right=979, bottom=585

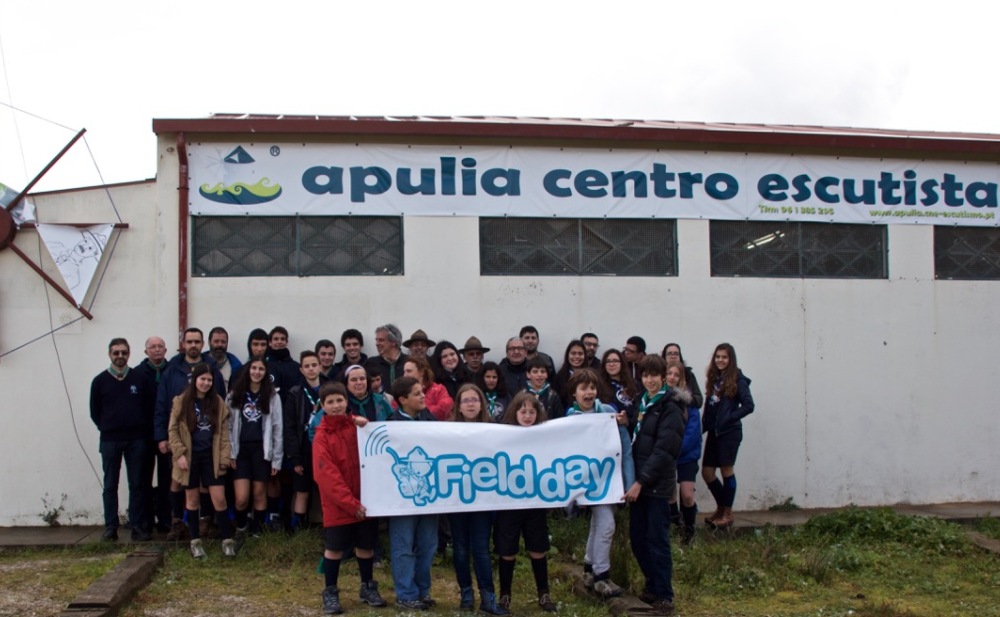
left=151, top=114, right=1000, bottom=158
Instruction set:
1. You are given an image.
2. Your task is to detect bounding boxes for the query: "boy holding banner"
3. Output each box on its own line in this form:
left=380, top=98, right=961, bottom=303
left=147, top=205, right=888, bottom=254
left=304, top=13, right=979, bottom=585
left=313, top=382, right=386, bottom=614
left=564, top=369, right=635, bottom=599
left=386, top=377, right=439, bottom=611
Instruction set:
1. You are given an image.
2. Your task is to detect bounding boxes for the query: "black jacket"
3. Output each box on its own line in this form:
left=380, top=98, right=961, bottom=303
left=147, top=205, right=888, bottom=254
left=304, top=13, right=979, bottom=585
left=630, top=389, right=686, bottom=499
left=703, top=371, right=754, bottom=436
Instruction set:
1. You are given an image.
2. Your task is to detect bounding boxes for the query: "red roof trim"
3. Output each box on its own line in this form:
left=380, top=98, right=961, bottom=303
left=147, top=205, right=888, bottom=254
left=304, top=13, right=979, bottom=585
left=151, top=115, right=1000, bottom=157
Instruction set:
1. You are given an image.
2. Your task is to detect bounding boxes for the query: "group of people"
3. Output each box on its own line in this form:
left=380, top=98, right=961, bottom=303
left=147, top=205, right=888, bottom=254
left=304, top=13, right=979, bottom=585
left=89, top=323, right=755, bottom=616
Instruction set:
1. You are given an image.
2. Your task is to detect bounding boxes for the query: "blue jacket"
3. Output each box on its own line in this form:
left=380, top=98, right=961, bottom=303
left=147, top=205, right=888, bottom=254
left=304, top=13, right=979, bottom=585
left=153, top=353, right=226, bottom=442
left=565, top=400, right=636, bottom=489
left=703, top=371, right=754, bottom=436
left=678, top=403, right=702, bottom=466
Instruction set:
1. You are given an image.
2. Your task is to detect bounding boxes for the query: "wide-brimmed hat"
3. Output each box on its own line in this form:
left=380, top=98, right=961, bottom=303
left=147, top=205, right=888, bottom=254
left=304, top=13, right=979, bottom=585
left=459, top=336, right=491, bottom=354
left=403, top=329, right=436, bottom=348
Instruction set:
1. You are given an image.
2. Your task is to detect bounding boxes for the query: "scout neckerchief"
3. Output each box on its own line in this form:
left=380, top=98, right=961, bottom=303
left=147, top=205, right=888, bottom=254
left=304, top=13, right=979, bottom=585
left=485, top=390, right=499, bottom=409
left=633, top=387, right=668, bottom=443
left=303, top=384, right=321, bottom=433
left=108, top=365, right=129, bottom=381
left=145, top=358, right=165, bottom=383
left=528, top=383, right=550, bottom=397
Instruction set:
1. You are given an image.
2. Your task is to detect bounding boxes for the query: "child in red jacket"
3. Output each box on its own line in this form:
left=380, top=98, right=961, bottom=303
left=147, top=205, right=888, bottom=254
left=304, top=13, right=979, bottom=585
left=312, top=382, right=387, bottom=614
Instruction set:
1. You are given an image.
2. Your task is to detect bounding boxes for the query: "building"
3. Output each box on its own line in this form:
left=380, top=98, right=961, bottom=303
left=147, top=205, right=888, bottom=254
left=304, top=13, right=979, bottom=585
left=1, top=115, right=997, bottom=525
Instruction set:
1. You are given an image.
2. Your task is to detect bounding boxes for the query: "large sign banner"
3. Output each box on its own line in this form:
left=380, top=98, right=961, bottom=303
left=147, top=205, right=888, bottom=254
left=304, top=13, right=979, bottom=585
left=358, top=414, right=625, bottom=517
left=188, top=142, right=1000, bottom=226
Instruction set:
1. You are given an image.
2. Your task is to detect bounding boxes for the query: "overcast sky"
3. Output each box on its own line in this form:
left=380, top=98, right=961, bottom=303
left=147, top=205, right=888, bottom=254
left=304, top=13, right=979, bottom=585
left=1, top=0, right=996, bottom=192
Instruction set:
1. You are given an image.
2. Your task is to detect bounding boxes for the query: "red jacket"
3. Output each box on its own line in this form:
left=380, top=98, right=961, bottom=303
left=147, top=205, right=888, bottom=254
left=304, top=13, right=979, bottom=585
left=425, top=381, right=454, bottom=421
left=312, top=413, right=362, bottom=527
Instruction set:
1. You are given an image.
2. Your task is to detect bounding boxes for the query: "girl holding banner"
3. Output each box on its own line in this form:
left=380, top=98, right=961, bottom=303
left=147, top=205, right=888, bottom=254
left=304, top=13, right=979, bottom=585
left=495, top=392, right=557, bottom=613
left=447, top=384, right=509, bottom=615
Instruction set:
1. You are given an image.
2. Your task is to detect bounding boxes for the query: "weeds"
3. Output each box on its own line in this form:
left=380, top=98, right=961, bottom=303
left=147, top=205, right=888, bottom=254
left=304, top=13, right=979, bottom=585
left=40, top=492, right=68, bottom=527
left=802, top=507, right=969, bottom=554
left=973, top=515, right=1000, bottom=539
left=769, top=497, right=801, bottom=511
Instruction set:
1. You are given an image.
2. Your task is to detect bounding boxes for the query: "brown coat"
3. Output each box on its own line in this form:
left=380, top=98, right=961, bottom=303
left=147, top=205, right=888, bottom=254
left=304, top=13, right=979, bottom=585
left=167, top=393, right=231, bottom=486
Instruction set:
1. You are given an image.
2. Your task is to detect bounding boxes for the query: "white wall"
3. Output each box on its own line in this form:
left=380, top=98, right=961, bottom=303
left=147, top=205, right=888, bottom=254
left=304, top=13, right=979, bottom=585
left=1, top=140, right=998, bottom=526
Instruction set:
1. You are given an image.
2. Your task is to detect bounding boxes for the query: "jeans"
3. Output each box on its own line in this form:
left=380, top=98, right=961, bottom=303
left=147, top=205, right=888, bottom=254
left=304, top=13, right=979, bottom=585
left=100, top=438, right=147, bottom=530
left=449, top=511, right=494, bottom=592
left=389, top=514, right=438, bottom=601
left=629, top=494, right=673, bottom=601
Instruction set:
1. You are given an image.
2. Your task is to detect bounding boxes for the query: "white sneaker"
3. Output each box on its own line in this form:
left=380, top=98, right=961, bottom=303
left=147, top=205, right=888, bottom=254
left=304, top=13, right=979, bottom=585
left=190, top=538, right=206, bottom=559
left=222, top=538, right=237, bottom=557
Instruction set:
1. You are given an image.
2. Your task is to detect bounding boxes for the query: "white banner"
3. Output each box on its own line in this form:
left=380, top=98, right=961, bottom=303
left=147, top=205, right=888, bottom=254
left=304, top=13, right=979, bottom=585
left=359, top=414, right=625, bottom=517
left=188, top=142, right=1000, bottom=226
left=36, top=223, right=113, bottom=305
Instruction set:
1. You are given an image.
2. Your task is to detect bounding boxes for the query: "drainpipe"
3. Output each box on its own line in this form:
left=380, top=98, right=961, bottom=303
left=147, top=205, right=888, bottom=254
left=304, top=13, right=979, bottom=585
left=176, top=133, right=189, bottom=338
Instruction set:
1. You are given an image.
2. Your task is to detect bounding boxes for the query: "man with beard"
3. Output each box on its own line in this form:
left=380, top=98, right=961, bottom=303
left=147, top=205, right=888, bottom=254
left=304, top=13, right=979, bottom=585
left=520, top=325, right=555, bottom=377
left=208, top=326, right=242, bottom=390
left=153, top=328, right=225, bottom=540
left=581, top=332, right=601, bottom=369
left=90, top=338, right=151, bottom=541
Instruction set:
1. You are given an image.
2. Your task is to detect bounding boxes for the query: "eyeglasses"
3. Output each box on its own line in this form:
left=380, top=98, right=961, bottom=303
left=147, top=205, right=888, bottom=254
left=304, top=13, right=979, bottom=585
left=605, top=359, right=621, bottom=364
left=666, top=351, right=681, bottom=357
left=110, top=351, right=129, bottom=357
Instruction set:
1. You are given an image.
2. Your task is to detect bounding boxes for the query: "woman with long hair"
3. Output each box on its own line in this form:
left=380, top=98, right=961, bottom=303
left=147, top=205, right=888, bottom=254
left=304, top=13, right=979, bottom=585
left=701, top=343, right=754, bottom=530
left=167, top=363, right=234, bottom=558
left=447, top=384, right=509, bottom=614
left=599, top=348, right=639, bottom=415
left=553, top=339, right=588, bottom=408
left=227, top=358, right=283, bottom=536
left=431, top=340, right=472, bottom=400
left=476, top=361, right=510, bottom=421
left=404, top=356, right=453, bottom=421
left=661, top=343, right=703, bottom=409
left=665, top=360, right=700, bottom=544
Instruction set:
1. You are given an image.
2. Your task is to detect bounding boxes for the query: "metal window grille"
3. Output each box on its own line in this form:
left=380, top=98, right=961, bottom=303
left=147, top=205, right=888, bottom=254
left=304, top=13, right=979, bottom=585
left=934, top=226, right=1000, bottom=280
left=479, top=218, right=677, bottom=276
left=192, top=216, right=403, bottom=277
left=710, top=221, right=887, bottom=278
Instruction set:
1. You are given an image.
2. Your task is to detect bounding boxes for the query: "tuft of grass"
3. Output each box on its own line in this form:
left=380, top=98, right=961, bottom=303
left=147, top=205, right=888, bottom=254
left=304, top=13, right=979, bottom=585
left=802, top=506, right=969, bottom=554
left=768, top=497, right=801, bottom=511
left=973, top=515, right=1000, bottom=540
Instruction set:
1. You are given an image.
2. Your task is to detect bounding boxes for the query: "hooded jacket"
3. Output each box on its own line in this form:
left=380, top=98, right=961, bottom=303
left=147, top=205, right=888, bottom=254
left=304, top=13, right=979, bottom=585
left=630, top=388, right=686, bottom=499
left=312, top=413, right=363, bottom=527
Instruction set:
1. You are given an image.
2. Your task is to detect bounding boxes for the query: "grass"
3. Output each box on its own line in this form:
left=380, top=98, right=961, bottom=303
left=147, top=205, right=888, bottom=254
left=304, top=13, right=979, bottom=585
left=9, top=511, right=1000, bottom=617
left=0, top=543, right=128, bottom=617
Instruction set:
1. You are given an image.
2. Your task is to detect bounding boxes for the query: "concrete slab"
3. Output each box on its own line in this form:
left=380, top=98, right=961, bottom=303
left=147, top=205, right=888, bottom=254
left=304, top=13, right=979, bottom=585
left=1, top=502, right=997, bottom=548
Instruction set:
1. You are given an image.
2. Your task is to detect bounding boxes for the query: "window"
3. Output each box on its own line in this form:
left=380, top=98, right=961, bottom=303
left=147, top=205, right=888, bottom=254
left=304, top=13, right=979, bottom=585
left=935, top=226, right=1000, bottom=280
left=710, top=221, right=887, bottom=278
left=192, top=216, right=403, bottom=277
left=480, top=218, right=677, bottom=276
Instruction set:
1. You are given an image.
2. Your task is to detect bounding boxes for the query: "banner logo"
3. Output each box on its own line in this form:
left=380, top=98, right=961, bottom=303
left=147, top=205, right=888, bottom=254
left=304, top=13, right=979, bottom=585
left=198, top=145, right=283, bottom=205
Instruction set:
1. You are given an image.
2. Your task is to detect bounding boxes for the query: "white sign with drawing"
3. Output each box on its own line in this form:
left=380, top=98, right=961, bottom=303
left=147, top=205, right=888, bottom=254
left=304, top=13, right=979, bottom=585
left=35, top=223, right=113, bottom=305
